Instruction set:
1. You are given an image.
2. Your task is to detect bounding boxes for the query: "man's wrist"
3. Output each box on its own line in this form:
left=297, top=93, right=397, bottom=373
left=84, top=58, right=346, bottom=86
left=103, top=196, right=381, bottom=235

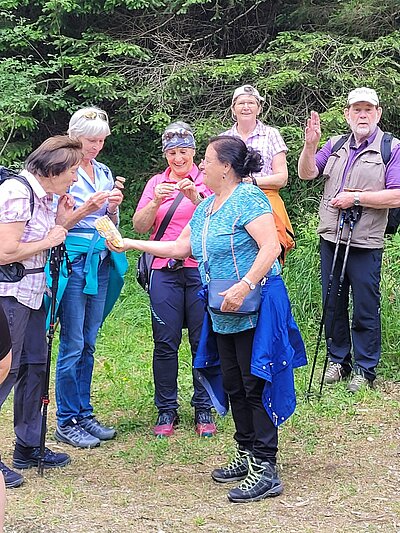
left=106, top=207, right=118, bottom=216
left=353, top=193, right=361, bottom=207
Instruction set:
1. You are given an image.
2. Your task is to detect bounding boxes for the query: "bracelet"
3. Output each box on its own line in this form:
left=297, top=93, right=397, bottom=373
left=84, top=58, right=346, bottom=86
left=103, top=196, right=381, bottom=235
left=106, top=208, right=118, bottom=216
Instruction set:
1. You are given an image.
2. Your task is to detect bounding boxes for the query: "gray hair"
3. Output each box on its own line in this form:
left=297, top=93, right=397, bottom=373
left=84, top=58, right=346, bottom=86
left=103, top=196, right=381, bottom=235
left=68, top=106, right=111, bottom=140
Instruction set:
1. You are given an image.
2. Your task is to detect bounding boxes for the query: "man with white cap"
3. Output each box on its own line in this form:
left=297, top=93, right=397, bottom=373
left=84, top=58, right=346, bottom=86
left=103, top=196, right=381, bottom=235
left=298, top=87, right=400, bottom=392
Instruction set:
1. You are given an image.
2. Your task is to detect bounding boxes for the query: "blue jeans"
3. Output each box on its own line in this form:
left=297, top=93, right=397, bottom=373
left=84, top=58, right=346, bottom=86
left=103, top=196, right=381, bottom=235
left=56, top=254, right=110, bottom=426
left=149, top=267, right=212, bottom=412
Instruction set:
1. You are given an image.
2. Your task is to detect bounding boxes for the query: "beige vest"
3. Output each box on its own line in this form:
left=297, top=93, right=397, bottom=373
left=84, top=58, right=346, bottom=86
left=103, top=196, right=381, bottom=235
left=317, top=128, right=391, bottom=249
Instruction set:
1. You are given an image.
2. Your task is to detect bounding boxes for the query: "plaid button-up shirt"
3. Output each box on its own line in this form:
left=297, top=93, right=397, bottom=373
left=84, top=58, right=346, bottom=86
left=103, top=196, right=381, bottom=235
left=223, top=120, right=287, bottom=178
left=0, top=170, right=55, bottom=309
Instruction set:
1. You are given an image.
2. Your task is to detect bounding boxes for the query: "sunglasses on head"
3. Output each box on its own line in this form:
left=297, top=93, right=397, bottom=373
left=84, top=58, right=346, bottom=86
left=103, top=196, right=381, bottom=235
left=81, top=111, right=109, bottom=122
left=162, top=129, right=192, bottom=142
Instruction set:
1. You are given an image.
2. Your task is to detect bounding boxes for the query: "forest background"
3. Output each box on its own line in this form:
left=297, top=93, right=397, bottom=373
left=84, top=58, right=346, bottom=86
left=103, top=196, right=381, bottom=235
left=1, top=0, right=400, bottom=222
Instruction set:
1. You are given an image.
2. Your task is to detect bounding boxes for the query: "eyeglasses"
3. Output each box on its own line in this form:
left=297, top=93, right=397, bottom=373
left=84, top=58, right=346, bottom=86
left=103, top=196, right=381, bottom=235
left=81, top=111, right=109, bottom=122
left=162, top=129, right=192, bottom=142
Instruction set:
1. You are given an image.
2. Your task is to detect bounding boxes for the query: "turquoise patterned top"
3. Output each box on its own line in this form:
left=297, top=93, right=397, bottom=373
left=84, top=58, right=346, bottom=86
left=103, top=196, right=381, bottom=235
left=190, top=182, right=281, bottom=334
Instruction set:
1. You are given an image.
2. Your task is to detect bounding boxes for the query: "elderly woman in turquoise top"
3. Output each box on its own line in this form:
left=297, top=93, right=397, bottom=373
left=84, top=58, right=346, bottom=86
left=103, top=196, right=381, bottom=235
left=54, top=107, right=126, bottom=450
left=107, top=136, right=305, bottom=503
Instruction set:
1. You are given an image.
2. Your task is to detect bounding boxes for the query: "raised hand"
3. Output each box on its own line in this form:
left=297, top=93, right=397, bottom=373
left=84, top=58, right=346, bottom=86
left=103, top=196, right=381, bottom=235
left=305, top=111, right=321, bottom=147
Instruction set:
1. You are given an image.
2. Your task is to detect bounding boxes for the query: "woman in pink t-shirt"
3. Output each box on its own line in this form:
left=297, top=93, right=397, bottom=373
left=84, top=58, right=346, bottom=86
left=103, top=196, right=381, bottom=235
left=133, top=122, right=215, bottom=438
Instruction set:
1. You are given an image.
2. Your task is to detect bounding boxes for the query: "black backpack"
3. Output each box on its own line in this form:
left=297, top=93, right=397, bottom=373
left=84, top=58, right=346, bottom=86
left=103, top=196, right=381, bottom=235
left=0, top=167, right=37, bottom=282
left=331, top=133, right=400, bottom=235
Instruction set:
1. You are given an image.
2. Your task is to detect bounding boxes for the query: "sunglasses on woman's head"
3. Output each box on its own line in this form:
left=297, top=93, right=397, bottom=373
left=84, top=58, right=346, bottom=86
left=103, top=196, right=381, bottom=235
left=162, top=129, right=192, bottom=142
left=81, top=111, right=109, bottom=122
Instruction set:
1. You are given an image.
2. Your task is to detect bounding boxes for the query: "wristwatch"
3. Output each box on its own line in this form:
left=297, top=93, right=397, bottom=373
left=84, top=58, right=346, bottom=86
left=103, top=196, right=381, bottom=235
left=353, top=193, right=361, bottom=207
left=242, top=276, right=256, bottom=290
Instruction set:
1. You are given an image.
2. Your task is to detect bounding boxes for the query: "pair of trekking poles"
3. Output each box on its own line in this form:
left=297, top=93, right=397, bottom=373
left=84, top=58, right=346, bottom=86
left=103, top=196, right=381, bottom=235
left=307, top=204, right=362, bottom=398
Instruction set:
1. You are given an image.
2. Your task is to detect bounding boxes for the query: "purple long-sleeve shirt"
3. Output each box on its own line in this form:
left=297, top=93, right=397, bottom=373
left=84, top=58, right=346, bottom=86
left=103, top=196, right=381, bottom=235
left=315, top=128, right=400, bottom=190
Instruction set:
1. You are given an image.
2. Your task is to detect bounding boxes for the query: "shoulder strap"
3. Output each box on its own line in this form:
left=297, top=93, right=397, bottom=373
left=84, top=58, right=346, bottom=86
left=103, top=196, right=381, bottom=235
left=381, top=132, right=393, bottom=165
left=0, top=167, right=34, bottom=215
left=332, top=132, right=394, bottom=165
left=153, top=192, right=184, bottom=241
left=331, top=134, right=351, bottom=153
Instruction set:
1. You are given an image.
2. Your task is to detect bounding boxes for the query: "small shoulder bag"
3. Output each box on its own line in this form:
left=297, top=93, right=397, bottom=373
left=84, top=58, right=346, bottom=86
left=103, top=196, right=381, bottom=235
left=201, top=201, right=263, bottom=316
left=136, top=192, right=184, bottom=292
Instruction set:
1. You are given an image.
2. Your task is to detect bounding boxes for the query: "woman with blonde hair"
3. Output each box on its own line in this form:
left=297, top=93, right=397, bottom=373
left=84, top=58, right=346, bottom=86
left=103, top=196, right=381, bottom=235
left=54, top=107, right=126, bottom=449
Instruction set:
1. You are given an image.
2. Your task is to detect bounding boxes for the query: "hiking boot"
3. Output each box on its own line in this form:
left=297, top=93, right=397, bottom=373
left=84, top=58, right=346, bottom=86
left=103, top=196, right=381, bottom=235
left=13, top=443, right=71, bottom=470
left=347, top=373, right=372, bottom=393
left=55, top=418, right=101, bottom=448
left=324, top=362, right=349, bottom=384
left=195, top=409, right=216, bottom=438
left=211, top=447, right=250, bottom=483
left=227, top=457, right=283, bottom=503
left=0, top=458, right=24, bottom=488
left=153, top=410, right=178, bottom=437
left=79, top=416, right=116, bottom=441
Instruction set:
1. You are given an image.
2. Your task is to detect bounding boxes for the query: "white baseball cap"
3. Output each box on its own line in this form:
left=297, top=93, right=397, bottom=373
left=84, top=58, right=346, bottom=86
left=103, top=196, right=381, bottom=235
left=231, top=85, right=264, bottom=105
left=347, top=87, right=379, bottom=106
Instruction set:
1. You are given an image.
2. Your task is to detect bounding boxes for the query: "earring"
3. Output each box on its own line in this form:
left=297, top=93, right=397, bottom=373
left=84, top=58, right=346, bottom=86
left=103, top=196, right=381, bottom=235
left=222, top=172, right=226, bottom=180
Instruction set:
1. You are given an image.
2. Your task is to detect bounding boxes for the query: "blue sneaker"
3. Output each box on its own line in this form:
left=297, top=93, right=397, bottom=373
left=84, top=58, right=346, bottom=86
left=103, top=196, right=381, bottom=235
left=211, top=447, right=250, bottom=483
left=0, top=458, right=24, bottom=488
left=227, top=457, right=283, bottom=503
left=79, top=416, right=116, bottom=441
left=13, top=444, right=71, bottom=470
left=55, top=418, right=101, bottom=448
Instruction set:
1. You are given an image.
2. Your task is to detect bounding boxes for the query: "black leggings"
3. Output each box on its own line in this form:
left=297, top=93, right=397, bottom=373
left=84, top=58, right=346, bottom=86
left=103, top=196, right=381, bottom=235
left=0, top=301, right=11, bottom=361
left=216, top=328, right=278, bottom=463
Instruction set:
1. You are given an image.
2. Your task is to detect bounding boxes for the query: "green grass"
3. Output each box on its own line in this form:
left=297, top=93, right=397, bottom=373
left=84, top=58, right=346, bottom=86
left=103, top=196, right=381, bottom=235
left=45, top=220, right=400, bottom=466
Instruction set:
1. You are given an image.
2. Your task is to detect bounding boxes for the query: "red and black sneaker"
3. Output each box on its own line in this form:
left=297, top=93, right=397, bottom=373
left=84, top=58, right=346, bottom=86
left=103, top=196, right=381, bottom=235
left=153, top=410, right=178, bottom=437
left=195, top=409, right=216, bottom=438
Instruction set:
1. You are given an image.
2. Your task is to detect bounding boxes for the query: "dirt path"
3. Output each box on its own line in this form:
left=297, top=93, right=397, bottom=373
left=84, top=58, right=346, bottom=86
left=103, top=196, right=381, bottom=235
left=2, top=383, right=400, bottom=533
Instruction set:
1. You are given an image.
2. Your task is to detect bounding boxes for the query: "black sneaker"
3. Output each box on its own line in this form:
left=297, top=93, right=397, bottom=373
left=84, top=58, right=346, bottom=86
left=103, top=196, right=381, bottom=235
left=211, top=447, right=251, bottom=483
left=153, top=410, right=178, bottom=437
left=79, top=416, right=116, bottom=441
left=227, top=457, right=283, bottom=503
left=0, top=458, right=24, bottom=488
left=13, top=443, right=71, bottom=470
left=195, top=409, right=216, bottom=437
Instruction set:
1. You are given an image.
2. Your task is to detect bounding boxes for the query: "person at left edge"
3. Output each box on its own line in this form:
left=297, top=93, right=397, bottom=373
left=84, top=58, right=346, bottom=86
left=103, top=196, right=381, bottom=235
left=0, top=136, right=82, bottom=488
left=0, top=303, right=11, bottom=530
left=132, top=121, right=215, bottom=438
left=53, top=107, right=126, bottom=449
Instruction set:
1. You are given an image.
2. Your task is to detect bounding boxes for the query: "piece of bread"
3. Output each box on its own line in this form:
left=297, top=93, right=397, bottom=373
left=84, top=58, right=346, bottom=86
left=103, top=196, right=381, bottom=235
left=95, top=215, right=124, bottom=247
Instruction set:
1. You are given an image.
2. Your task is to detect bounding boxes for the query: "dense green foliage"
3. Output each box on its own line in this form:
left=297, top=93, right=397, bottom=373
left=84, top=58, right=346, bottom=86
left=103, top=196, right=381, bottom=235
left=0, top=0, right=399, bottom=219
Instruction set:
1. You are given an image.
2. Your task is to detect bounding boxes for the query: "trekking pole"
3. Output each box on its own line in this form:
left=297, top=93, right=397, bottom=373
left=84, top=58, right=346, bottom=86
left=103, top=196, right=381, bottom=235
left=306, top=210, right=347, bottom=398
left=318, top=205, right=362, bottom=395
left=38, top=243, right=69, bottom=476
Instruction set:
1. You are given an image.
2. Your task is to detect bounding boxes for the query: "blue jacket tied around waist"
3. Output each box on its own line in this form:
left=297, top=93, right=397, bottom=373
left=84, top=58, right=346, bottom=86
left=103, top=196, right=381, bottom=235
left=45, top=232, right=128, bottom=327
left=193, top=275, right=307, bottom=426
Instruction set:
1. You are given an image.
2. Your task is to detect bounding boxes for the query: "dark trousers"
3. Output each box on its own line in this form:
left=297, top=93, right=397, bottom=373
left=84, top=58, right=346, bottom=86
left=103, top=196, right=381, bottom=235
left=215, top=328, right=278, bottom=463
left=0, top=296, right=47, bottom=448
left=320, top=237, right=383, bottom=380
left=149, top=268, right=212, bottom=412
